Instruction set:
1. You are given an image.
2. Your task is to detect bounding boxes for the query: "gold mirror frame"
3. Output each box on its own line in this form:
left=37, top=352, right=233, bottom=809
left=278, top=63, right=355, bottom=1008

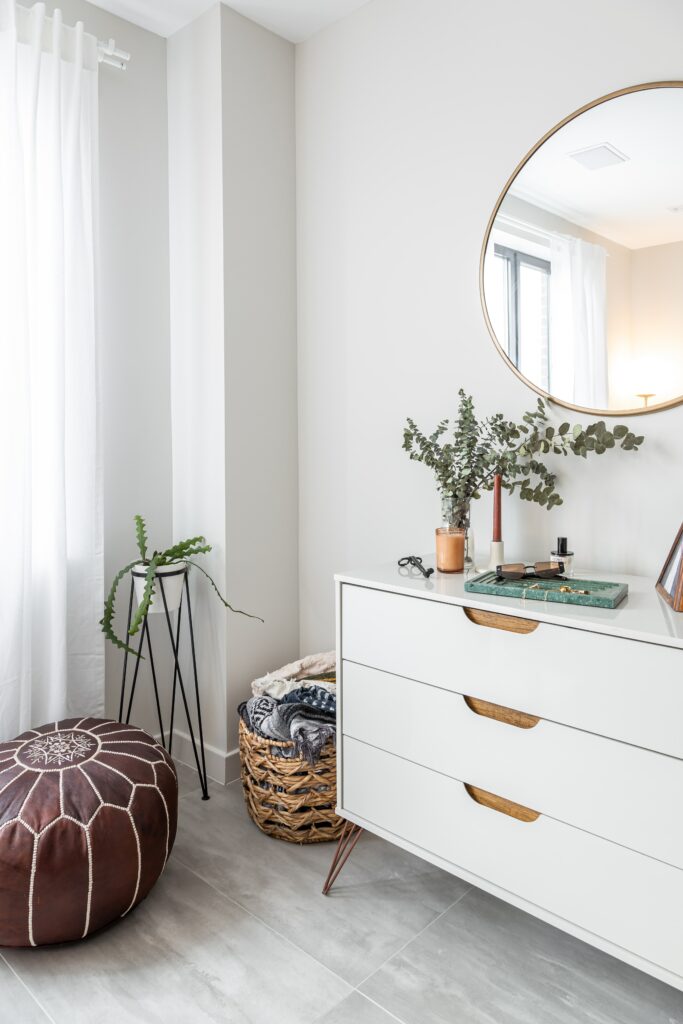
left=480, top=81, right=683, bottom=417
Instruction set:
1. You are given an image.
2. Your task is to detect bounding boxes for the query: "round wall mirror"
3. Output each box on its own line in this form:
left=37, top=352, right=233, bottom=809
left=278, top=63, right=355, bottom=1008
left=481, top=82, right=683, bottom=415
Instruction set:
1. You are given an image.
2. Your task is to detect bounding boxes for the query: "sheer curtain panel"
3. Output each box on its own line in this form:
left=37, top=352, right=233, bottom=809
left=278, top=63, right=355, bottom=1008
left=0, top=1, right=103, bottom=739
left=549, top=234, right=608, bottom=409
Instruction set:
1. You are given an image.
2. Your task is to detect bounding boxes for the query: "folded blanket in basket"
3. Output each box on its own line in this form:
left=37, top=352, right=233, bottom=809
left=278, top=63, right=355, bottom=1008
left=262, top=702, right=335, bottom=764
left=241, top=694, right=335, bottom=764
left=251, top=651, right=336, bottom=699
left=242, top=695, right=278, bottom=734
left=282, top=684, right=336, bottom=715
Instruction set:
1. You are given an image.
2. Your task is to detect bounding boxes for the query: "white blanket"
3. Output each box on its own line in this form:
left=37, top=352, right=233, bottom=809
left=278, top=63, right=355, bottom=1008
left=251, top=650, right=336, bottom=699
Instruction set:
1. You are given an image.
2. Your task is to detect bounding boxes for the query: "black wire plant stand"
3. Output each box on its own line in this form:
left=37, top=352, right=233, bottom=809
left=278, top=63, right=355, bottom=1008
left=117, top=566, right=210, bottom=800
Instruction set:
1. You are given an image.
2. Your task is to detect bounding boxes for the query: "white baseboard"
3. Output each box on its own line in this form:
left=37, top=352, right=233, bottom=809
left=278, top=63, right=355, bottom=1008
left=155, top=728, right=240, bottom=786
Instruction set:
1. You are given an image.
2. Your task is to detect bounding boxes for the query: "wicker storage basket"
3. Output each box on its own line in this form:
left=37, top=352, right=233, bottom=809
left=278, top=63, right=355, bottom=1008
left=239, top=718, right=344, bottom=844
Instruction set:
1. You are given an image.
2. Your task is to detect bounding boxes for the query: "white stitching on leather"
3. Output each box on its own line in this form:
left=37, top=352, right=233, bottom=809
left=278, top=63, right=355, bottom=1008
left=82, top=827, right=93, bottom=939
left=122, top=809, right=142, bottom=916
left=27, top=834, right=38, bottom=947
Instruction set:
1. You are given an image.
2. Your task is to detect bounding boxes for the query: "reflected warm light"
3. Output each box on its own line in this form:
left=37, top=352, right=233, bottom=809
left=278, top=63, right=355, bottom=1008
left=630, top=347, right=680, bottom=404
left=608, top=342, right=683, bottom=408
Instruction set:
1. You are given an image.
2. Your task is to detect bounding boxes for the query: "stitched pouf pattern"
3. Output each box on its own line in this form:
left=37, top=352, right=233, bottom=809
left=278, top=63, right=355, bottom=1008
left=0, top=718, right=177, bottom=947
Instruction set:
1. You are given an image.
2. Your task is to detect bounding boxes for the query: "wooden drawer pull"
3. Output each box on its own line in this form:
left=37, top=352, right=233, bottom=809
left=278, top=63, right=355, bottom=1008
left=464, top=607, right=538, bottom=634
left=465, top=784, right=540, bottom=823
left=464, top=695, right=540, bottom=730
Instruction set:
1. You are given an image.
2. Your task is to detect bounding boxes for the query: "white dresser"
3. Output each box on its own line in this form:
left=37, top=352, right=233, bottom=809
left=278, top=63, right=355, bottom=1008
left=335, top=563, right=683, bottom=991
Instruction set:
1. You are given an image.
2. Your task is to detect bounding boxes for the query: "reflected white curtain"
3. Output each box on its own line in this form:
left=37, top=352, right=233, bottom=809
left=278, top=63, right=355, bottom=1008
left=0, top=1, right=103, bottom=739
left=549, top=235, right=608, bottom=408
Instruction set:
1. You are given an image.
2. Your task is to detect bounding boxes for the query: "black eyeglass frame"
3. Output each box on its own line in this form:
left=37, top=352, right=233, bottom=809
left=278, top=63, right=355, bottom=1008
left=495, top=561, right=566, bottom=582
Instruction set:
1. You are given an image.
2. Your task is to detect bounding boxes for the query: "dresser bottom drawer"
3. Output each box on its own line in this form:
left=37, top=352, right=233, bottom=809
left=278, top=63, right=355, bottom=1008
left=342, top=736, right=683, bottom=978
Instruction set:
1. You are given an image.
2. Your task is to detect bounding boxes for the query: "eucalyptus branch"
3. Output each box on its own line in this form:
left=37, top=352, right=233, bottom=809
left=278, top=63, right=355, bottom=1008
left=403, top=390, right=644, bottom=522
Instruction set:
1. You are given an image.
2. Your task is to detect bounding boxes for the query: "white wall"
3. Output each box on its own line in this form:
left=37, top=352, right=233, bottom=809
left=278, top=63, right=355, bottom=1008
left=221, top=5, right=299, bottom=759
left=34, top=0, right=172, bottom=727
left=296, top=0, right=683, bottom=652
left=167, top=4, right=298, bottom=778
left=167, top=5, right=228, bottom=776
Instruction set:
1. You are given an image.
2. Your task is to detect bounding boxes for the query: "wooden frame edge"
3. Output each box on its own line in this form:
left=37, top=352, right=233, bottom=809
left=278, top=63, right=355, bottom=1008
left=656, top=521, right=683, bottom=611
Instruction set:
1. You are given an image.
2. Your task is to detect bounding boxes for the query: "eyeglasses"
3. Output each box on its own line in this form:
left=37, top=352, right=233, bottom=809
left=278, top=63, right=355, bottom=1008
left=495, top=561, right=565, bottom=581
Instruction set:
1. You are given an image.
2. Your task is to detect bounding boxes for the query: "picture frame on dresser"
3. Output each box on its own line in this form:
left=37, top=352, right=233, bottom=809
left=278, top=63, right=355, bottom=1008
left=656, top=521, right=683, bottom=611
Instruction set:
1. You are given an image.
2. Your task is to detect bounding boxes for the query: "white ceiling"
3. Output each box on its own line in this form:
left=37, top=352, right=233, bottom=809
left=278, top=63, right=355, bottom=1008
left=88, top=0, right=373, bottom=41
left=508, top=88, right=683, bottom=250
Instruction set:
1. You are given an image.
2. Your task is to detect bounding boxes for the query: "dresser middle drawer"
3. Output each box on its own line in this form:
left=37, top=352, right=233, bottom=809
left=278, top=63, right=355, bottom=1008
left=341, top=659, right=683, bottom=870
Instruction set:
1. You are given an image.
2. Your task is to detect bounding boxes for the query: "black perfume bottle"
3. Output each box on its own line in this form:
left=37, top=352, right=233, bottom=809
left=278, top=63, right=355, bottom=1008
left=551, top=536, right=574, bottom=578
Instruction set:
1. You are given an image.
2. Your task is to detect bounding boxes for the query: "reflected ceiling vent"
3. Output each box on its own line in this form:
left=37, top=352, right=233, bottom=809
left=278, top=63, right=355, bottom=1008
left=569, top=143, right=629, bottom=170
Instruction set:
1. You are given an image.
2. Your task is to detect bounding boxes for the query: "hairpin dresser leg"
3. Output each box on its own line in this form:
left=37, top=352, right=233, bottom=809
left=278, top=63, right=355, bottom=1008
left=322, top=821, right=364, bottom=895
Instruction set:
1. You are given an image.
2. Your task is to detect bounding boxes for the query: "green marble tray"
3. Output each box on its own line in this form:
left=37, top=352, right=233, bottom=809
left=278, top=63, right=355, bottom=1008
left=464, top=572, right=628, bottom=609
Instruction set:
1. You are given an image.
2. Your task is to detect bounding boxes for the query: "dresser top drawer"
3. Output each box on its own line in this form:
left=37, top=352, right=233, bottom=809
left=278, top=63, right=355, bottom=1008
left=336, top=562, right=683, bottom=652
left=340, top=583, right=683, bottom=758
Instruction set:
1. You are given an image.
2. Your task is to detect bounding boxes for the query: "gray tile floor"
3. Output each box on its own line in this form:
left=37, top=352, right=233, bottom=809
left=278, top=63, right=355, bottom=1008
left=3, top=763, right=683, bottom=1024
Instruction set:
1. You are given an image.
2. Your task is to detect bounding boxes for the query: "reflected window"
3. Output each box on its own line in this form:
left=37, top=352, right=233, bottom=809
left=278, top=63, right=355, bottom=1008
left=493, top=244, right=551, bottom=391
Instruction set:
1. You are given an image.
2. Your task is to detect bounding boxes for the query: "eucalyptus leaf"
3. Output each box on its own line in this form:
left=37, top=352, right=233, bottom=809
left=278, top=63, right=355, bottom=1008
left=403, top=390, right=643, bottom=525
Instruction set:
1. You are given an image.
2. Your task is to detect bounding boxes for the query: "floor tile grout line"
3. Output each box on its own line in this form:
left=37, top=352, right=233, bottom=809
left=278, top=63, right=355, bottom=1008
left=173, top=810, right=475, bottom=1018
left=175, top=852, right=431, bottom=1024
left=353, top=885, right=474, bottom=992
left=0, top=951, right=57, bottom=1024
left=173, top=852, right=355, bottom=995
left=356, top=990, right=411, bottom=1024
left=174, top=792, right=472, bottom=1019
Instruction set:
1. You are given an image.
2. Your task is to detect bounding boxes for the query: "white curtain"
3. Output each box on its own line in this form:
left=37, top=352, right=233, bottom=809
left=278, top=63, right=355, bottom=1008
left=0, top=1, right=103, bottom=740
left=549, top=235, right=608, bottom=408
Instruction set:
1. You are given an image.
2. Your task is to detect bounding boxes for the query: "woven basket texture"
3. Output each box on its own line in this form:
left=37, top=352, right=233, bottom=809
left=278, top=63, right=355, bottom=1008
left=239, top=717, right=344, bottom=844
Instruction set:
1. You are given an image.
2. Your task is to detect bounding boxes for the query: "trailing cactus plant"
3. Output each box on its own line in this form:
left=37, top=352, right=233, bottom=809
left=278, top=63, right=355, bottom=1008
left=100, top=515, right=261, bottom=656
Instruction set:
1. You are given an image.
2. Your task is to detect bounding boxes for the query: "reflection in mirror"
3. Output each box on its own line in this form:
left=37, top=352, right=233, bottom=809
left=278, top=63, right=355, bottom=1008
left=482, top=85, right=683, bottom=413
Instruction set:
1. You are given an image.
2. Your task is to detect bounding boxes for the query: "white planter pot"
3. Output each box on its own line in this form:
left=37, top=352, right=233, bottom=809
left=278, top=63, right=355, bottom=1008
left=132, top=561, right=186, bottom=616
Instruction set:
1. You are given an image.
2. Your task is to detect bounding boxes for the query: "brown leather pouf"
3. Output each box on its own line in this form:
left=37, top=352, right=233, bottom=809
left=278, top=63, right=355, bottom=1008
left=0, top=718, right=178, bottom=947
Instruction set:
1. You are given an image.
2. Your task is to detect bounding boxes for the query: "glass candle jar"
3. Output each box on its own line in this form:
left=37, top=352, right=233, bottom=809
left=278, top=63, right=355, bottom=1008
left=435, top=526, right=466, bottom=573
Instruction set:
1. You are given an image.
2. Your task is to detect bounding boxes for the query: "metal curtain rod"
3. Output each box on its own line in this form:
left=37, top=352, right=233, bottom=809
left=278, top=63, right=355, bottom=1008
left=97, top=37, right=130, bottom=70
